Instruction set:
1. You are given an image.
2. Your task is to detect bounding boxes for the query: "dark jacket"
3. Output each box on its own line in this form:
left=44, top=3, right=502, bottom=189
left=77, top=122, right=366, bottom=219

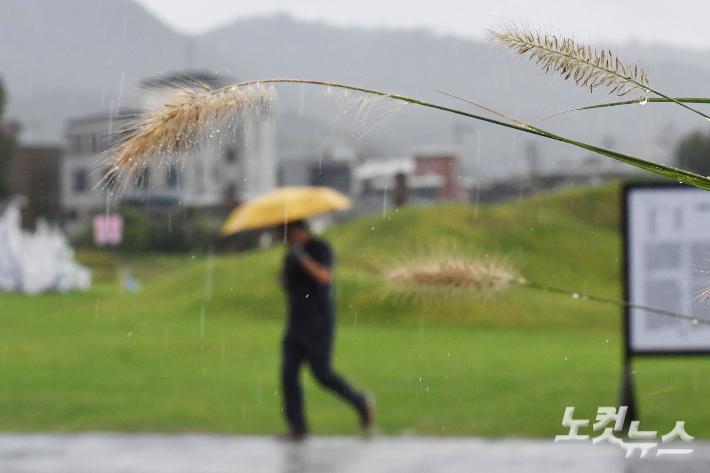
left=283, top=237, right=335, bottom=346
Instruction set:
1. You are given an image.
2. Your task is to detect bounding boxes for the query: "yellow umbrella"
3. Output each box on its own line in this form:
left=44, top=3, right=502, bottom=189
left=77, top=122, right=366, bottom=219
left=220, top=186, right=352, bottom=236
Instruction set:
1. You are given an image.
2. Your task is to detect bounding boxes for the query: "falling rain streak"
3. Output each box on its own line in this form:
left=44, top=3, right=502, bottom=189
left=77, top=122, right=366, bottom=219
left=200, top=306, right=205, bottom=339
left=204, top=250, right=214, bottom=301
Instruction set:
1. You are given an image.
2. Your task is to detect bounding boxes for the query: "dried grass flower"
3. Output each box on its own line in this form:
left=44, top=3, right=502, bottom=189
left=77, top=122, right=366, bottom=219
left=385, top=257, right=521, bottom=300
left=101, top=83, right=275, bottom=189
left=487, top=19, right=649, bottom=98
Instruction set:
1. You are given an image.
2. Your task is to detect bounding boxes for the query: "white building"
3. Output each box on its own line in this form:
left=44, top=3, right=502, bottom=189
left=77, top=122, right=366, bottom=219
left=61, top=72, right=275, bottom=232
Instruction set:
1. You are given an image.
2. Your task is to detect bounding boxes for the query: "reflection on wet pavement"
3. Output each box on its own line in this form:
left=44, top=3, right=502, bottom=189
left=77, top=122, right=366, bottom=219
left=0, top=433, right=705, bottom=472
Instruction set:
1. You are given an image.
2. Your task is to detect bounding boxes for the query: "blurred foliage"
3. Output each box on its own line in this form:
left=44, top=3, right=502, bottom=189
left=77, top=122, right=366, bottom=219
left=74, top=205, right=217, bottom=253
left=73, top=250, right=123, bottom=283
left=675, top=129, right=710, bottom=176
left=120, top=205, right=151, bottom=251
left=0, top=76, right=16, bottom=199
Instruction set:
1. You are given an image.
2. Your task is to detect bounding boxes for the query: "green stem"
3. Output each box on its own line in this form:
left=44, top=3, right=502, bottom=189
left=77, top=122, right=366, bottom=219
left=234, top=79, right=710, bottom=191
left=561, top=97, right=710, bottom=112
left=646, top=89, right=710, bottom=120
left=533, top=97, right=710, bottom=127
left=518, top=280, right=709, bottom=326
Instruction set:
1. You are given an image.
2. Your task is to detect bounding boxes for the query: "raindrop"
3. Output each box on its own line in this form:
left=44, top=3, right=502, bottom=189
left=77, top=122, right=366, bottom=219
left=564, top=357, right=567, bottom=360
left=127, top=332, right=133, bottom=337
left=572, top=293, right=579, bottom=299
left=693, top=319, right=699, bottom=325
left=639, top=95, right=648, bottom=106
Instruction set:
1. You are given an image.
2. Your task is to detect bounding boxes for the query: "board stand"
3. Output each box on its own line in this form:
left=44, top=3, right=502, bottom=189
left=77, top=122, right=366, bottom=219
left=619, top=357, right=638, bottom=431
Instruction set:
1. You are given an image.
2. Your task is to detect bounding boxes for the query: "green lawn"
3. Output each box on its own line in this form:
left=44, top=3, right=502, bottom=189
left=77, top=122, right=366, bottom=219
left=1, top=181, right=709, bottom=438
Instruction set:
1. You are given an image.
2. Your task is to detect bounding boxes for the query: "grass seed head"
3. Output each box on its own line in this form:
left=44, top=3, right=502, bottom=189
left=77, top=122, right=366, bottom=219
left=487, top=18, right=650, bottom=98
left=385, top=257, right=520, bottom=300
left=100, top=83, right=275, bottom=190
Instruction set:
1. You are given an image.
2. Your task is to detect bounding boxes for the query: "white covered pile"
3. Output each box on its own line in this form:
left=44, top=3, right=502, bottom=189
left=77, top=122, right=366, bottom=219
left=0, top=199, right=91, bottom=294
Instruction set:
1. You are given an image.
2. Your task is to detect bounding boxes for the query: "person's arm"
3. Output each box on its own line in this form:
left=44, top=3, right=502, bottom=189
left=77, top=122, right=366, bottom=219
left=291, top=245, right=331, bottom=284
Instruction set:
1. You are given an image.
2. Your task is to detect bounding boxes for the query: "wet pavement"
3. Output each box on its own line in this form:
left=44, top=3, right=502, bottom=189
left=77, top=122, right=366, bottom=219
left=0, top=433, right=706, bottom=472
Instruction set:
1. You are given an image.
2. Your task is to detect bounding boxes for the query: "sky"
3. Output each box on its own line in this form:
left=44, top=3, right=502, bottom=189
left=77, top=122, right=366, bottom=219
left=133, top=0, right=710, bottom=50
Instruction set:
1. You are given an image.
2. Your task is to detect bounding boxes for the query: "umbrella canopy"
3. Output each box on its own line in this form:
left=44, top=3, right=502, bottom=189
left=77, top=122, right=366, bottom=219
left=220, top=186, right=352, bottom=236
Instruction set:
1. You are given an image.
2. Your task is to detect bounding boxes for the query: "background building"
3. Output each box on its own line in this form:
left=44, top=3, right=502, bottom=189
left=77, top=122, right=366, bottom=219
left=11, top=145, right=62, bottom=229
left=61, top=72, right=276, bottom=234
left=278, top=146, right=355, bottom=197
left=353, top=147, right=465, bottom=211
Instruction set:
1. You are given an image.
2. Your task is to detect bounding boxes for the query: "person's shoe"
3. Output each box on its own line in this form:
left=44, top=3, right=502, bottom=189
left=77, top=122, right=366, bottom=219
left=359, top=395, right=374, bottom=430
left=276, top=429, right=309, bottom=442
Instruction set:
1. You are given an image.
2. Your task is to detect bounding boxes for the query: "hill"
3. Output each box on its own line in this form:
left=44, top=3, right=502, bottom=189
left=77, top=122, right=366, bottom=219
left=78, top=181, right=624, bottom=333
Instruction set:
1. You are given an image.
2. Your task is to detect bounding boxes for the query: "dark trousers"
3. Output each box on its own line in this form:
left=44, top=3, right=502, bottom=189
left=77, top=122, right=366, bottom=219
left=282, top=337, right=366, bottom=432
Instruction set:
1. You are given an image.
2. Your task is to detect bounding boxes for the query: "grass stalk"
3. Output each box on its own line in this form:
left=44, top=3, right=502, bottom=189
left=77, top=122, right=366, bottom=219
left=109, top=78, right=710, bottom=192
left=517, top=281, right=710, bottom=326
left=236, top=87, right=709, bottom=191
left=385, top=258, right=710, bottom=326
left=535, top=98, right=710, bottom=126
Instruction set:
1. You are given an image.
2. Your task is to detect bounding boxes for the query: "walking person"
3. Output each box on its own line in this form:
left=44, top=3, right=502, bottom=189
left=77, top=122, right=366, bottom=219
left=279, top=219, right=372, bottom=440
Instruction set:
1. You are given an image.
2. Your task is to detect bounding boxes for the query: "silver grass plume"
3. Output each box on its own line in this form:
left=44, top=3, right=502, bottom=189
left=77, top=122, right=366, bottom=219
left=102, top=83, right=275, bottom=188
left=487, top=20, right=650, bottom=97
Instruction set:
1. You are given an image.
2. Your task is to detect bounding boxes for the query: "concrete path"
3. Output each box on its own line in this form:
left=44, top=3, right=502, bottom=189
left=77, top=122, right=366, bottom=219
left=0, top=434, right=706, bottom=473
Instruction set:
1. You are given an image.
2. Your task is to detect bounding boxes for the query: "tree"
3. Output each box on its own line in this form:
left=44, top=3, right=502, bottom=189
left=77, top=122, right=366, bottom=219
left=0, top=76, right=16, bottom=199
left=675, top=129, right=710, bottom=177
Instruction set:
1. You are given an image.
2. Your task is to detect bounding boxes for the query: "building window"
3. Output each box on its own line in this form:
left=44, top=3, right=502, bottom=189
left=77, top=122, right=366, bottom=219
left=166, top=164, right=179, bottom=188
left=224, top=146, right=241, bottom=164
left=98, top=133, right=110, bottom=153
left=225, top=125, right=244, bottom=164
left=195, top=162, right=204, bottom=192
left=225, top=182, right=239, bottom=203
left=135, top=166, right=150, bottom=189
left=74, top=169, right=88, bottom=193
left=103, top=167, right=119, bottom=191
left=71, top=135, right=81, bottom=154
